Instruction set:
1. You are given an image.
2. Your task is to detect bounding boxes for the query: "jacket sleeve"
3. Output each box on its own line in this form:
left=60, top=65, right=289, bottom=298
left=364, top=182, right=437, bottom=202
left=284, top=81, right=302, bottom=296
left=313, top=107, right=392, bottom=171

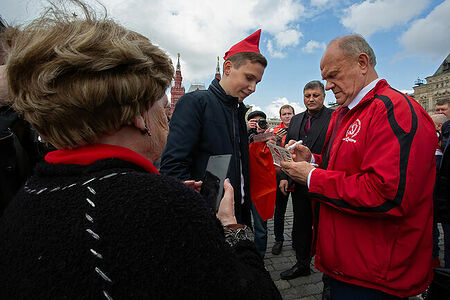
left=308, top=102, right=436, bottom=218
left=160, top=94, right=204, bottom=180
left=312, top=153, right=323, bottom=166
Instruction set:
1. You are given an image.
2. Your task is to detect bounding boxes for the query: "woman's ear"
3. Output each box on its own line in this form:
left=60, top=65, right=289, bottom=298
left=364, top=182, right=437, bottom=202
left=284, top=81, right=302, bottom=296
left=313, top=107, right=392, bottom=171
left=134, top=115, right=151, bottom=136
left=133, top=115, right=146, bottom=131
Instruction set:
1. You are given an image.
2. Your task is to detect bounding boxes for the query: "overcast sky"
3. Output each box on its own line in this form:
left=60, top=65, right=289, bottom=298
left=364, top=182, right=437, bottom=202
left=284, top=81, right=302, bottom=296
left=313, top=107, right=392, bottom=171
left=2, top=0, right=449, bottom=117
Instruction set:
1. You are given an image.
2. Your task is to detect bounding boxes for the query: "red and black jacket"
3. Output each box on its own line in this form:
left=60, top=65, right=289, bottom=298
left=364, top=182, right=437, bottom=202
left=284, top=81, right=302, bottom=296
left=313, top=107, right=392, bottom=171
left=310, top=80, right=437, bottom=297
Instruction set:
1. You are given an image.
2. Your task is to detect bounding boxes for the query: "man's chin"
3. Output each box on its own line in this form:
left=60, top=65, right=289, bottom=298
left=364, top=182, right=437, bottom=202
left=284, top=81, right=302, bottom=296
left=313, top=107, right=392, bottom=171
left=335, top=98, right=345, bottom=106
left=306, top=105, right=318, bottom=112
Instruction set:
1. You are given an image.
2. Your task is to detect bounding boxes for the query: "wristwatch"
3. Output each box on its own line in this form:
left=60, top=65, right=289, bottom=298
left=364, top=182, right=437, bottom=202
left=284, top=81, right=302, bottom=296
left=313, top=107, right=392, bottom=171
left=223, top=224, right=253, bottom=247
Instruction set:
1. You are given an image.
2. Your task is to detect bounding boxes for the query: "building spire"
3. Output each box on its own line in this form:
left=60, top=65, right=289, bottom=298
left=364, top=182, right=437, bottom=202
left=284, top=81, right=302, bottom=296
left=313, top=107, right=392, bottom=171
left=170, top=52, right=185, bottom=118
left=215, top=56, right=221, bottom=80
left=176, top=53, right=181, bottom=72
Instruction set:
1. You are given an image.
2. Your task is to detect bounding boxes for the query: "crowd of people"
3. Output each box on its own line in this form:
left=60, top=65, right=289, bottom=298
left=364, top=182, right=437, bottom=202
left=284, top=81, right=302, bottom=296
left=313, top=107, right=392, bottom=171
left=0, top=0, right=449, bottom=299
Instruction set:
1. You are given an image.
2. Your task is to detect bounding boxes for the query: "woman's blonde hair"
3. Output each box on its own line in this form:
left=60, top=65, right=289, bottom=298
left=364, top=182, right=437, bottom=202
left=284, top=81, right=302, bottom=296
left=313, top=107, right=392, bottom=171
left=6, top=1, right=174, bottom=148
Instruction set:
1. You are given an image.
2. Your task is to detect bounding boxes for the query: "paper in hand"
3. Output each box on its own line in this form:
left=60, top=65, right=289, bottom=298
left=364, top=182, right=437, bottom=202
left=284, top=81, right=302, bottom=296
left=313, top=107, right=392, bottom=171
left=267, top=143, right=293, bottom=166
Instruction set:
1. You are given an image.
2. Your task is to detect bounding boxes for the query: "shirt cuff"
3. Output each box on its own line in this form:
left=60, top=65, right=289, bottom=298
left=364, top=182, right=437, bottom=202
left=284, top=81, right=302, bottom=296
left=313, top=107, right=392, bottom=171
left=307, top=168, right=315, bottom=188
left=310, top=155, right=315, bottom=164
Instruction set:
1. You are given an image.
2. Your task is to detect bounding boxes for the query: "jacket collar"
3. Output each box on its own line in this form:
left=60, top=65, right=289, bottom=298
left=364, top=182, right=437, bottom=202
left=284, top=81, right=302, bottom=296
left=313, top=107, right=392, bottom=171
left=348, top=78, right=382, bottom=110
left=209, top=78, right=240, bottom=107
left=354, top=79, right=389, bottom=109
left=333, top=79, right=390, bottom=116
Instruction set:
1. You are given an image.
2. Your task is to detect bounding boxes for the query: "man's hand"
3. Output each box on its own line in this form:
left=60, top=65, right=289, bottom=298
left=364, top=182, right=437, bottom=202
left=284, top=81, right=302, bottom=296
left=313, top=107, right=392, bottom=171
left=184, top=180, right=202, bottom=193
left=276, top=127, right=287, bottom=138
left=279, top=179, right=289, bottom=195
left=247, top=118, right=258, bottom=130
left=265, top=130, right=277, bottom=145
left=285, top=139, right=312, bottom=162
left=280, top=161, right=315, bottom=186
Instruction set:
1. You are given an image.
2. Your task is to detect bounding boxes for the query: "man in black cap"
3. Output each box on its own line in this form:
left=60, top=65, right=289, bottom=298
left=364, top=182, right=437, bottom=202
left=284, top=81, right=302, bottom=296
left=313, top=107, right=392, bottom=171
left=247, top=110, right=267, bottom=142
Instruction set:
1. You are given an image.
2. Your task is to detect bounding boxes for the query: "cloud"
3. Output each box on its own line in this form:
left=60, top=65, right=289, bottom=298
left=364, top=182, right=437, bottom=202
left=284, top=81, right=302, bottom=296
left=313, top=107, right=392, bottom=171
left=275, top=29, right=303, bottom=48
left=253, top=0, right=305, bottom=58
left=249, top=105, right=263, bottom=112
left=341, top=0, right=430, bottom=37
left=400, top=89, right=414, bottom=95
left=100, top=0, right=306, bottom=86
left=258, top=97, right=304, bottom=118
left=399, top=0, right=450, bottom=59
left=302, top=40, right=326, bottom=53
left=310, top=0, right=330, bottom=7
left=267, top=28, right=303, bottom=58
left=267, top=40, right=286, bottom=58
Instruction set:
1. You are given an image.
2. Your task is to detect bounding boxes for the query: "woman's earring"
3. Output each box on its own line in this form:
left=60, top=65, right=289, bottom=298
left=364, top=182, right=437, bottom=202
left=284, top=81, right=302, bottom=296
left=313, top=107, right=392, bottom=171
left=140, top=125, right=151, bottom=136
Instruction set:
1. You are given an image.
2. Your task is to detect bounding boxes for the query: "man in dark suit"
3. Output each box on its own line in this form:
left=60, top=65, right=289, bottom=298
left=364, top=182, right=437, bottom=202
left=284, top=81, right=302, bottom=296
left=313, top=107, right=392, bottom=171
left=279, top=80, right=332, bottom=280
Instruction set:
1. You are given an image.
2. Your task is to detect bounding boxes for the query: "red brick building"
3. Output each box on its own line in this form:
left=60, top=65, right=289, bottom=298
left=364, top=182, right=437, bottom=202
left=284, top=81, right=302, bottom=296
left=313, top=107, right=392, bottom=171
left=169, top=54, right=222, bottom=117
left=215, top=56, right=221, bottom=80
left=169, top=53, right=185, bottom=117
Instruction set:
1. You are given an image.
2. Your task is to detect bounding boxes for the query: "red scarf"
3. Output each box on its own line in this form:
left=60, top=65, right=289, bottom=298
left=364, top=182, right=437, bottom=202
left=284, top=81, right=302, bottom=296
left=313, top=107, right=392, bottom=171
left=45, top=144, right=159, bottom=174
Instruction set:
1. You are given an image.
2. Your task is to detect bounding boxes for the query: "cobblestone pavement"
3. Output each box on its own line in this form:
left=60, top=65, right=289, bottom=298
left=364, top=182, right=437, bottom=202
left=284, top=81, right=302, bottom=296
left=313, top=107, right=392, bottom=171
left=263, top=199, right=323, bottom=300
left=263, top=197, right=445, bottom=300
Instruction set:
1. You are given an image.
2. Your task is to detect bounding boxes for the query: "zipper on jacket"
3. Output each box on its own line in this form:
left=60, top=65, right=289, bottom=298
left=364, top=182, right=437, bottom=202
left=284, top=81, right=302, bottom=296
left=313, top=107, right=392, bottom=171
left=231, top=108, right=240, bottom=195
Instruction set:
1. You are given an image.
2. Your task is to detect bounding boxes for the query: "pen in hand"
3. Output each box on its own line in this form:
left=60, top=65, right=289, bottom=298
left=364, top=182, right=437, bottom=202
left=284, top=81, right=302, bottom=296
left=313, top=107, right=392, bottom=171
left=287, top=140, right=303, bottom=151
left=286, top=140, right=318, bottom=167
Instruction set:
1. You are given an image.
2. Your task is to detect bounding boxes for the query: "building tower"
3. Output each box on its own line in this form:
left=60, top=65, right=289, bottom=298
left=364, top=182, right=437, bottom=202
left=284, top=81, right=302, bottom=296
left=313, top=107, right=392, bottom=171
left=170, top=53, right=185, bottom=117
left=215, top=56, right=221, bottom=80
left=413, top=53, right=450, bottom=113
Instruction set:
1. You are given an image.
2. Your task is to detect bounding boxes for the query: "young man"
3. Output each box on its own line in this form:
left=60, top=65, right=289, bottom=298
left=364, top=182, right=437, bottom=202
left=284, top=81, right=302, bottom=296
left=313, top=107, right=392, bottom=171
left=281, top=35, right=437, bottom=298
left=160, top=30, right=267, bottom=226
left=271, top=104, right=295, bottom=255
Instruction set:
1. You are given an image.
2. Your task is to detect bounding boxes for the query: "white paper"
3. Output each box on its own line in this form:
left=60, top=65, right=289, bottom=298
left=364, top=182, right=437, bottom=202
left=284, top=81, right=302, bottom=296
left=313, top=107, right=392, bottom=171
left=266, top=143, right=293, bottom=166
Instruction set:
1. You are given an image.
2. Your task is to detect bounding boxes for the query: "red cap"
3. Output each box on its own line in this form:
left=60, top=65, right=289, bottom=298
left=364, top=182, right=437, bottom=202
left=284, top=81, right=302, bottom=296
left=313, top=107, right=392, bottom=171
left=223, top=29, right=262, bottom=61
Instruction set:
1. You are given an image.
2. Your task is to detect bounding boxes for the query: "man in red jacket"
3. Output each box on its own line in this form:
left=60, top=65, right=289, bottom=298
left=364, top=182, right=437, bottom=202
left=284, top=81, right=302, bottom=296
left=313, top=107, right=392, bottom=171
left=281, top=34, right=437, bottom=298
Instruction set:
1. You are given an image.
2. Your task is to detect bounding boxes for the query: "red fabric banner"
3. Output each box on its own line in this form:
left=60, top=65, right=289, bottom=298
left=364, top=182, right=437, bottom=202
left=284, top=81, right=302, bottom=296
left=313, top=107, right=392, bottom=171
left=249, top=142, right=277, bottom=221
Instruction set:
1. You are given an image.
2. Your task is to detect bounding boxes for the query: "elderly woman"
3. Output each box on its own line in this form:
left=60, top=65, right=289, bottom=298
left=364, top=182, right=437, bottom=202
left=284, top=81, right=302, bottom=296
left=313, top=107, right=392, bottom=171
left=0, top=2, right=281, bottom=299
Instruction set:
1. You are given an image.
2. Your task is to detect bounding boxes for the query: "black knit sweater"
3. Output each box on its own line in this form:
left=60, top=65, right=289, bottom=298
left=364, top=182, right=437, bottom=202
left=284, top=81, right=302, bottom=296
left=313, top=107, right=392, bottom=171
left=0, top=159, right=281, bottom=299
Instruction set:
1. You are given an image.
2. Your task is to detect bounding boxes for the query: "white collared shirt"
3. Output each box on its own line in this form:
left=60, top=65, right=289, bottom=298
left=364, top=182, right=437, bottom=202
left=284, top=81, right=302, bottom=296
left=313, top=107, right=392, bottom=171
left=347, top=78, right=381, bottom=110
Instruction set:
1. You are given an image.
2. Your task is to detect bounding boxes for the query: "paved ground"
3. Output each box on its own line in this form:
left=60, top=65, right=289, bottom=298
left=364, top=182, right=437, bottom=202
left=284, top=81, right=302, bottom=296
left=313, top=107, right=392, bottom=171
left=263, top=197, right=445, bottom=300
left=263, top=199, right=323, bottom=300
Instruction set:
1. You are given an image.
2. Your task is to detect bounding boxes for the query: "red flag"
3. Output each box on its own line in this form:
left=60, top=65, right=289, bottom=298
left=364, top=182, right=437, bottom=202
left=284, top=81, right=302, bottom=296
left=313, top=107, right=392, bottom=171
left=249, top=142, right=277, bottom=221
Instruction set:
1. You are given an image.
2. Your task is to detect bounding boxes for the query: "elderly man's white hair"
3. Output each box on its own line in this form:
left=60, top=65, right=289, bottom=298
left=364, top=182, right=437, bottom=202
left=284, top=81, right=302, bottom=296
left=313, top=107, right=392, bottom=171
left=431, top=113, right=448, bottom=125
